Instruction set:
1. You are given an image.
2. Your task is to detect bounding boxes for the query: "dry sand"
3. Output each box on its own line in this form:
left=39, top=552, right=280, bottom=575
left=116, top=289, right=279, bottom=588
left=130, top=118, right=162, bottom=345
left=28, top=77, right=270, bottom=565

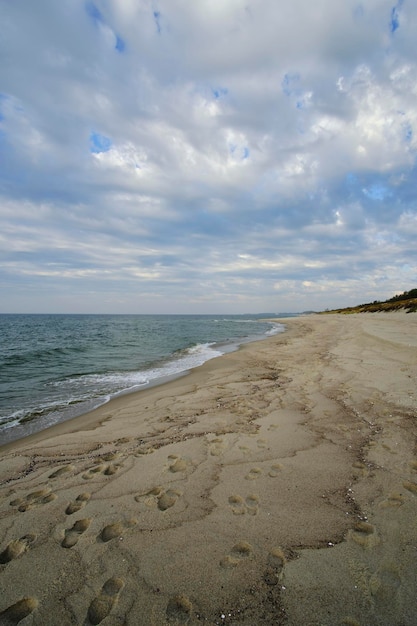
left=0, top=313, right=416, bottom=625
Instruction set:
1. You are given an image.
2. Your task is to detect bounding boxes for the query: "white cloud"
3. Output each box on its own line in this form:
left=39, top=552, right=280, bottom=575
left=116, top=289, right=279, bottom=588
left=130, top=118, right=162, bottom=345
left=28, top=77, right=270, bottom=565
left=0, top=0, right=417, bottom=312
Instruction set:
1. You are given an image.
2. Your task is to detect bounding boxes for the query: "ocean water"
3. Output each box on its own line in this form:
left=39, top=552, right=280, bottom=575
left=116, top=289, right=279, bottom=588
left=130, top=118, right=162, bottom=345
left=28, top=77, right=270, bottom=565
left=0, top=314, right=290, bottom=445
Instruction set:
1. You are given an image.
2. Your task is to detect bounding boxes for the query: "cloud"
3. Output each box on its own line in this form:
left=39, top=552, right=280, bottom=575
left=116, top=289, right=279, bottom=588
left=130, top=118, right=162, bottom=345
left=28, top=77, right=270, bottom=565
left=0, top=0, right=417, bottom=312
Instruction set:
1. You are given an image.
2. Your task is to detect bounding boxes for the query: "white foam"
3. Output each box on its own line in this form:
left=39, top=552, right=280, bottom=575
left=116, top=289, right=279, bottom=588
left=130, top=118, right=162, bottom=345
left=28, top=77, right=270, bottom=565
left=140, top=342, right=223, bottom=383
left=265, top=323, right=286, bottom=336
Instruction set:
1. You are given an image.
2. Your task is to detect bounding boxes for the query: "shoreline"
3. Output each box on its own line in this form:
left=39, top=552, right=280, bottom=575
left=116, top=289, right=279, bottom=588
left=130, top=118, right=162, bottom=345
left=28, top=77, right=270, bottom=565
left=0, top=321, right=286, bottom=452
left=0, top=369, right=192, bottom=452
left=0, top=318, right=287, bottom=449
left=0, top=313, right=416, bottom=624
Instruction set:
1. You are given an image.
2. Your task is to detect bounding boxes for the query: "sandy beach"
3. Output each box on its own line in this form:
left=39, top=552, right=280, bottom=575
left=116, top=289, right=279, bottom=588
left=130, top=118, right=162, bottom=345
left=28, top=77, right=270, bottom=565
left=0, top=313, right=416, bottom=625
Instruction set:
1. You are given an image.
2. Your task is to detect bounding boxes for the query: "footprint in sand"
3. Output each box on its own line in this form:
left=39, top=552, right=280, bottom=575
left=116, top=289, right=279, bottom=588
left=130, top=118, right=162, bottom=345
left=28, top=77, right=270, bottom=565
left=157, top=489, right=182, bottom=511
left=369, top=562, right=405, bottom=623
left=379, top=493, right=406, bottom=508
left=228, top=494, right=259, bottom=516
left=263, top=546, right=286, bottom=586
left=268, top=463, right=284, bottom=477
left=10, top=489, right=57, bottom=513
left=231, top=541, right=254, bottom=558
left=0, top=534, right=36, bottom=564
left=208, top=437, right=227, bottom=457
left=82, top=463, right=122, bottom=480
left=352, top=461, right=369, bottom=478
left=61, top=519, right=91, bottom=548
left=348, top=521, right=380, bottom=548
left=82, top=464, right=105, bottom=480
left=0, top=597, right=38, bottom=625
left=244, top=464, right=283, bottom=481
left=135, top=485, right=163, bottom=506
left=167, top=455, right=188, bottom=473
left=49, top=464, right=75, bottom=479
left=99, top=519, right=137, bottom=542
left=166, top=594, right=193, bottom=624
left=403, top=480, right=417, bottom=495
left=134, top=445, right=156, bottom=457
left=369, top=564, right=402, bottom=611
left=104, top=463, right=122, bottom=476
left=245, top=467, right=263, bottom=481
left=65, top=492, right=91, bottom=515
left=134, top=487, right=182, bottom=511
left=228, top=495, right=245, bottom=515
left=220, top=541, right=254, bottom=569
left=87, top=577, right=124, bottom=625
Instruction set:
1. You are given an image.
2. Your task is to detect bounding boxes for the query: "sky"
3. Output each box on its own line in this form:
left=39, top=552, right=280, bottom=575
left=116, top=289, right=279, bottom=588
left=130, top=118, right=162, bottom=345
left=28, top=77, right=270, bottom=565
left=1, top=0, right=417, bottom=314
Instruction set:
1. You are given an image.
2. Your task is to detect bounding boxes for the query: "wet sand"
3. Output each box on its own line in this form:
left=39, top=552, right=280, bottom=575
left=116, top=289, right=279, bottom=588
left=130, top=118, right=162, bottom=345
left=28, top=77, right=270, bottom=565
left=0, top=313, right=416, bottom=625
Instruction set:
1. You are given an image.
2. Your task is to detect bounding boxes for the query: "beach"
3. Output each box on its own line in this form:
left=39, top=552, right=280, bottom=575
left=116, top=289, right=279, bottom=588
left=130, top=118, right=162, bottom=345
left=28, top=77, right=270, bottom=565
left=0, top=313, right=416, bottom=625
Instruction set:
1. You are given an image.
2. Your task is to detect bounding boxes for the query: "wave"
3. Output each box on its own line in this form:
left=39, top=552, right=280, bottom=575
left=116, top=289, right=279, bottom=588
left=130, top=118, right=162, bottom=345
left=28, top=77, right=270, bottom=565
left=0, top=344, right=87, bottom=372
left=0, top=342, right=224, bottom=434
left=265, top=323, right=286, bottom=336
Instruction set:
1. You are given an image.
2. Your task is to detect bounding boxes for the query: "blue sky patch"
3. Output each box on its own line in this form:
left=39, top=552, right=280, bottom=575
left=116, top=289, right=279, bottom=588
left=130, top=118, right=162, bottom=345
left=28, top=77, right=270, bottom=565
left=390, top=0, right=403, bottom=33
left=345, top=172, right=358, bottom=186
left=115, top=35, right=126, bottom=53
left=0, top=93, right=9, bottom=119
left=362, top=182, right=390, bottom=201
left=404, top=122, right=412, bottom=142
left=282, top=73, right=300, bottom=97
left=229, top=144, right=249, bottom=160
left=212, top=87, right=228, bottom=99
left=153, top=11, right=162, bottom=33
left=90, top=132, right=112, bottom=154
left=85, top=1, right=103, bottom=25
left=85, top=2, right=125, bottom=52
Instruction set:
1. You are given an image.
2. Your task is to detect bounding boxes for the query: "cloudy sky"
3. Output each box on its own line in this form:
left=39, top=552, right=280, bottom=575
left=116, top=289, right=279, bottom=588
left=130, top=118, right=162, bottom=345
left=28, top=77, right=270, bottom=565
left=1, top=0, right=416, bottom=313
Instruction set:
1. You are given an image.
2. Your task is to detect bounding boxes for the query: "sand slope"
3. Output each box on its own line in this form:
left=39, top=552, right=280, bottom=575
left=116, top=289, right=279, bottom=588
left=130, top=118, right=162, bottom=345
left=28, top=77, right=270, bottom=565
left=0, top=313, right=416, bottom=625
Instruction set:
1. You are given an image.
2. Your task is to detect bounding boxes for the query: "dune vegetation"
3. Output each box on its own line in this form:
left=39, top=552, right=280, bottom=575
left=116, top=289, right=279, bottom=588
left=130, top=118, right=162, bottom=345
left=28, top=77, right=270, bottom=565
left=322, top=288, right=417, bottom=314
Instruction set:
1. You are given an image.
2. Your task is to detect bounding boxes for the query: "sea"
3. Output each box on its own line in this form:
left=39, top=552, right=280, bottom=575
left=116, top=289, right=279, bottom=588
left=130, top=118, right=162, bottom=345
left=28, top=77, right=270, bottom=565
left=0, top=313, right=294, bottom=446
